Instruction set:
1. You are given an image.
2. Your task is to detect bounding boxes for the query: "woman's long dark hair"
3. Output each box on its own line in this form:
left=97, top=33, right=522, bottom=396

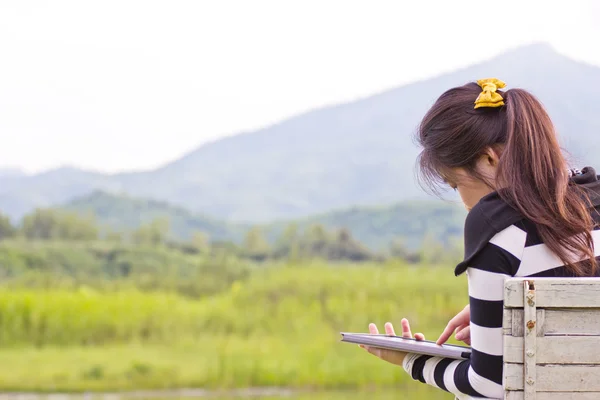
left=416, top=82, right=596, bottom=276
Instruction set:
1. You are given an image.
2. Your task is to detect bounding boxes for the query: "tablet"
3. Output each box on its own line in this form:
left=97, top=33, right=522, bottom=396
left=340, top=332, right=471, bottom=360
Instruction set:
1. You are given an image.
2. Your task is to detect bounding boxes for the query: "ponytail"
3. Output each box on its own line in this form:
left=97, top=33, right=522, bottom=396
left=497, top=89, right=596, bottom=276
left=418, top=82, right=597, bottom=276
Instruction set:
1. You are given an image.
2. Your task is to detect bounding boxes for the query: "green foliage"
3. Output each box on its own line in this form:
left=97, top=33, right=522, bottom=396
left=190, top=231, right=211, bottom=253
left=64, top=190, right=246, bottom=242
left=105, top=230, right=124, bottom=243
left=2, top=198, right=466, bottom=265
left=243, top=226, right=271, bottom=261
left=0, top=205, right=463, bottom=394
left=131, top=217, right=170, bottom=246
left=388, top=237, right=421, bottom=263
left=306, top=223, right=329, bottom=242
left=60, top=192, right=466, bottom=253
left=0, top=346, right=450, bottom=398
left=21, top=209, right=98, bottom=240
left=0, top=212, right=16, bottom=240
left=0, top=199, right=467, bottom=393
left=0, top=289, right=205, bottom=346
left=0, top=263, right=466, bottom=394
left=268, top=201, right=467, bottom=251
left=0, top=241, right=251, bottom=298
left=270, top=224, right=377, bottom=262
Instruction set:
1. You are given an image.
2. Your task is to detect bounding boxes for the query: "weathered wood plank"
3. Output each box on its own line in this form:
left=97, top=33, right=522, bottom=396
left=508, top=309, right=600, bottom=337
left=504, top=308, right=513, bottom=336
left=505, top=278, right=600, bottom=308
left=523, top=280, right=536, bottom=399
left=511, top=309, right=545, bottom=337
left=503, top=278, right=600, bottom=396
left=504, top=336, right=600, bottom=364
left=506, top=392, right=600, bottom=400
left=504, top=364, right=600, bottom=391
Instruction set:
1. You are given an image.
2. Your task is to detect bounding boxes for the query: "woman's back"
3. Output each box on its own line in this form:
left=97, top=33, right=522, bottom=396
left=458, top=166, right=600, bottom=279
left=405, top=168, right=600, bottom=399
left=362, top=79, right=600, bottom=400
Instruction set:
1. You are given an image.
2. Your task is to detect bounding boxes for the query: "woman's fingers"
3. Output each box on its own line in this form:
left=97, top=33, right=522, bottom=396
left=438, top=324, right=471, bottom=345
left=401, top=318, right=412, bottom=338
left=437, top=305, right=471, bottom=345
left=372, top=320, right=424, bottom=340
left=437, top=317, right=467, bottom=345
left=437, top=320, right=459, bottom=345
left=362, top=320, right=416, bottom=366
left=368, top=323, right=379, bottom=335
left=384, top=322, right=396, bottom=336
left=455, top=325, right=468, bottom=340
left=363, top=325, right=383, bottom=358
left=456, top=326, right=471, bottom=344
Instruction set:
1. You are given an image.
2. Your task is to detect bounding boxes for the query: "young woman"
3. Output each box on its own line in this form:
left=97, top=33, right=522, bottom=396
left=360, top=78, right=600, bottom=399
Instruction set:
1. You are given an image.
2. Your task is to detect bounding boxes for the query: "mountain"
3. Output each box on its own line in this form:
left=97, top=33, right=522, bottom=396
left=0, top=168, right=25, bottom=178
left=61, top=191, right=466, bottom=250
left=265, top=200, right=467, bottom=250
left=1, top=43, right=599, bottom=221
left=64, top=191, right=247, bottom=242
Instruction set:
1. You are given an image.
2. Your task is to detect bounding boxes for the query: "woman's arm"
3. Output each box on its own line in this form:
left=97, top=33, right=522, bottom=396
left=403, top=240, right=521, bottom=399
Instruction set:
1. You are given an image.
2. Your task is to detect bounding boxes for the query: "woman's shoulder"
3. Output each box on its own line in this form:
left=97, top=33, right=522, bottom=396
left=454, top=167, right=600, bottom=276
left=454, top=192, right=527, bottom=276
left=466, top=192, right=523, bottom=231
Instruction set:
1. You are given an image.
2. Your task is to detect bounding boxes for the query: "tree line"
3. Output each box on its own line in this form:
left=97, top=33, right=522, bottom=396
left=0, top=208, right=462, bottom=264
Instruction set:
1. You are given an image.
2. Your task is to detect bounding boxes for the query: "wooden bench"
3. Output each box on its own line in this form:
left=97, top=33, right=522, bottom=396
left=503, top=278, right=600, bottom=399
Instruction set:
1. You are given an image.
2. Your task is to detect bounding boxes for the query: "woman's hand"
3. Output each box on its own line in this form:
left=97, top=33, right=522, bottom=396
left=360, top=318, right=425, bottom=366
left=437, top=305, right=471, bottom=345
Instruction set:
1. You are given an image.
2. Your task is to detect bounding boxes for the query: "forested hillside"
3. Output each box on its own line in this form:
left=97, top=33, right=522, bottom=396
left=62, top=191, right=466, bottom=251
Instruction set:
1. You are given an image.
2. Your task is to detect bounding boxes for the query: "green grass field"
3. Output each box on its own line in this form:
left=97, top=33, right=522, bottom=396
left=0, top=262, right=466, bottom=397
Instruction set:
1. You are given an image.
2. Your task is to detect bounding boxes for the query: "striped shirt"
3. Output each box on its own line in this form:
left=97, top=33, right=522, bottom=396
left=403, top=168, right=600, bottom=399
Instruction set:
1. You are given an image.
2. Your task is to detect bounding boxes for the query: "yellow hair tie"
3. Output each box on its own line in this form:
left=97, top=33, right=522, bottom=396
left=474, top=78, right=506, bottom=109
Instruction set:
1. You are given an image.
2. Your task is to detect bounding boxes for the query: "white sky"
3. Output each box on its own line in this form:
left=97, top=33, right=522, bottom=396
left=0, top=0, right=599, bottom=174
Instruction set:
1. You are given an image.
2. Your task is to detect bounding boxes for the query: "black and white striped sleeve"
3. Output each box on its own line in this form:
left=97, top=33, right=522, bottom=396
left=403, top=224, right=526, bottom=399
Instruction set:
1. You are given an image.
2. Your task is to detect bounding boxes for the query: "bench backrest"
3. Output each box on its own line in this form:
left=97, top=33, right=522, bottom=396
left=503, top=277, right=600, bottom=399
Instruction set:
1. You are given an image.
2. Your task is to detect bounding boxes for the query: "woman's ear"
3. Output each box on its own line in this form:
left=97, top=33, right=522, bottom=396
left=474, top=147, right=500, bottom=181
left=483, top=147, right=500, bottom=167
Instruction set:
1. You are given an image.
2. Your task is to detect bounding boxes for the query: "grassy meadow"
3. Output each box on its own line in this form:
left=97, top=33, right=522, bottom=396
left=0, top=260, right=466, bottom=396
left=0, top=209, right=466, bottom=398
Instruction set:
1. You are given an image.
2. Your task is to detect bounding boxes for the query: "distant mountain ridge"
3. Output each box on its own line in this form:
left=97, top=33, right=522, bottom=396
left=1, top=43, right=599, bottom=221
left=0, top=168, right=25, bottom=178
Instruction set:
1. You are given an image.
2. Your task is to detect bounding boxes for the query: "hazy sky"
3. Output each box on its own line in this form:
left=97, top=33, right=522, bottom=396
left=1, top=0, right=599, bottom=174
